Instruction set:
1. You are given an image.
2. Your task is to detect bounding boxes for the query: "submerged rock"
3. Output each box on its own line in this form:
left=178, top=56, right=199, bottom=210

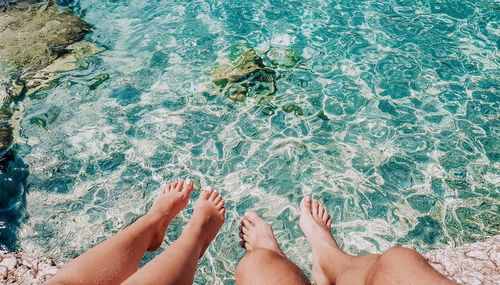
left=210, top=42, right=338, bottom=121
left=282, top=104, right=303, bottom=115
left=0, top=0, right=90, bottom=72
left=264, top=47, right=301, bottom=68
left=211, top=42, right=277, bottom=102
left=89, top=73, right=110, bottom=90
left=0, top=0, right=103, bottom=157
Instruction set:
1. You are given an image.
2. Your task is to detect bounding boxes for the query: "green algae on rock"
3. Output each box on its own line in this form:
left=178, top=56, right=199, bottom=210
left=282, top=104, right=303, bottom=116
left=210, top=43, right=277, bottom=102
left=316, top=110, right=329, bottom=120
left=89, top=73, right=110, bottom=90
left=0, top=0, right=102, bottom=155
left=263, top=47, right=301, bottom=68
left=211, top=42, right=325, bottom=121
left=23, top=41, right=104, bottom=96
left=0, top=126, right=12, bottom=150
left=0, top=0, right=90, bottom=72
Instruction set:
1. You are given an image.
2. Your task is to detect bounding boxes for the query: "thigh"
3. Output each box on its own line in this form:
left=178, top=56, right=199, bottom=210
left=366, top=247, right=455, bottom=285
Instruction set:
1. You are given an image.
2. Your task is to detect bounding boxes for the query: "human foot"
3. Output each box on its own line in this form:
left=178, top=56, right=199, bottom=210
left=238, top=211, right=284, bottom=256
left=146, top=179, right=193, bottom=251
left=182, top=187, right=226, bottom=258
left=299, top=196, right=339, bottom=285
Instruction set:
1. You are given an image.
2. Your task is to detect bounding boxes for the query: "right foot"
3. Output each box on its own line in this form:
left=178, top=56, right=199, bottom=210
left=146, top=179, right=193, bottom=251
left=183, top=187, right=226, bottom=258
left=239, top=211, right=284, bottom=256
left=299, top=196, right=339, bottom=285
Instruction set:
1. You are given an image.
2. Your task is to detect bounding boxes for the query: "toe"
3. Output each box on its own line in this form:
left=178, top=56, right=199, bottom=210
left=241, top=219, right=253, bottom=229
left=210, top=190, right=219, bottom=202
left=300, top=196, right=312, bottom=214
left=239, top=240, right=246, bottom=249
left=322, top=210, right=329, bottom=224
left=244, top=210, right=262, bottom=224
left=183, top=179, right=193, bottom=194
left=219, top=207, right=226, bottom=216
left=175, top=180, right=184, bottom=191
left=327, top=217, right=332, bottom=229
left=318, top=203, right=325, bottom=219
left=240, top=223, right=249, bottom=234
left=312, top=199, right=319, bottom=217
left=216, top=200, right=224, bottom=210
left=164, top=183, right=172, bottom=193
left=200, top=188, right=212, bottom=199
left=214, top=195, right=222, bottom=205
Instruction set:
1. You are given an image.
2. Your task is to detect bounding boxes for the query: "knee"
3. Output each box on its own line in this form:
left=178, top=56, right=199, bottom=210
left=379, top=247, right=423, bottom=264
left=236, top=249, right=280, bottom=275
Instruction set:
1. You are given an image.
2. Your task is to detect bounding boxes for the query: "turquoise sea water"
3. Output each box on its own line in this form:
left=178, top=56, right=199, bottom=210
left=7, top=0, right=500, bottom=283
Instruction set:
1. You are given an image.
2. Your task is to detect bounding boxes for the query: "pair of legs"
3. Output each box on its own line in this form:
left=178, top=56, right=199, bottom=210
left=50, top=179, right=226, bottom=285
left=50, top=181, right=455, bottom=285
left=237, top=196, right=457, bottom=285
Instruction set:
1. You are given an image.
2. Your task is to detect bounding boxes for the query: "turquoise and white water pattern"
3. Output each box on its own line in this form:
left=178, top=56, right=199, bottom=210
left=13, top=0, right=500, bottom=283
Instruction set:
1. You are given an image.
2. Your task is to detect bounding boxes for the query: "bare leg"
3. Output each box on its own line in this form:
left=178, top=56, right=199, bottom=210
left=236, top=211, right=311, bottom=285
left=49, top=179, right=193, bottom=285
left=123, top=187, right=225, bottom=285
left=299, top=196, right=457, bottom=285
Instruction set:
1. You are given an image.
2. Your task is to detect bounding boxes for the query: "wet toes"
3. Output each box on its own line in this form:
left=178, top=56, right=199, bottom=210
left=175, top=180, right=184, bottom=191
left=239, top=240, right=246, bottom=249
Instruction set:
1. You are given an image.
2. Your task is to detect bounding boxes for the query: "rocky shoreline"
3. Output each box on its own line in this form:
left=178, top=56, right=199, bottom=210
left=1, top=235, right=498, bottom=284
left=0, top=0, right=103, bottom=166
left=0, top=250, right=60, bottom=284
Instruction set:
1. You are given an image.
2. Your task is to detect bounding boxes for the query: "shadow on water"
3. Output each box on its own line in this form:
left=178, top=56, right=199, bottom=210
left=0, top=149, right=29, bottom=251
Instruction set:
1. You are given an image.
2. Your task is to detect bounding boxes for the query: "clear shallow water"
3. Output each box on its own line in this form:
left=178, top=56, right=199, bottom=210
left=11, top=0, right=500, bottom=283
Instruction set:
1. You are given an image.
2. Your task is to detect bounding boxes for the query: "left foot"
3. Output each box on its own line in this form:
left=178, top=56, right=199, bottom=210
left=238, top=211, right=284, bottom=256
left=146, top=179, right=193, bottom=251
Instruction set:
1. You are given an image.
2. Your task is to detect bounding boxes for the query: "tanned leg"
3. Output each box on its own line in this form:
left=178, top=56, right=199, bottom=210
left=49, top=179, right=193, bottom=285
left=122, top=187, right=225, bottom=285
left=299, top=196, right=457, bottom=285
left=236, top=211, right=311, bottom=285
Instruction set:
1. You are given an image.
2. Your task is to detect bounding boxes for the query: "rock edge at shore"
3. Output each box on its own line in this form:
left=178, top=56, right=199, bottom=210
left=1, top=235, right=498, bottom=284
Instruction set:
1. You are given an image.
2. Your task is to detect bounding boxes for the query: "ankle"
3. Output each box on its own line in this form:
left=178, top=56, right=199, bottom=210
left=144, top=210, right=174, bottom=227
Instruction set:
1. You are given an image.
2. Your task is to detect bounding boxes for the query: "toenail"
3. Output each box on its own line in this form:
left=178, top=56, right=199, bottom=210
left=185, top=178, right=192, bottom=185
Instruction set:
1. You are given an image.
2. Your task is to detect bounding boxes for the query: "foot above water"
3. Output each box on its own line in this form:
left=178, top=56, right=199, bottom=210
left=239, top=210, right=284, bottom=256
left=299, top=196, right=338, bottom=285
left=146, top=179, right=194, bottom=251
left=186, top=187, right=226, bottom=258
